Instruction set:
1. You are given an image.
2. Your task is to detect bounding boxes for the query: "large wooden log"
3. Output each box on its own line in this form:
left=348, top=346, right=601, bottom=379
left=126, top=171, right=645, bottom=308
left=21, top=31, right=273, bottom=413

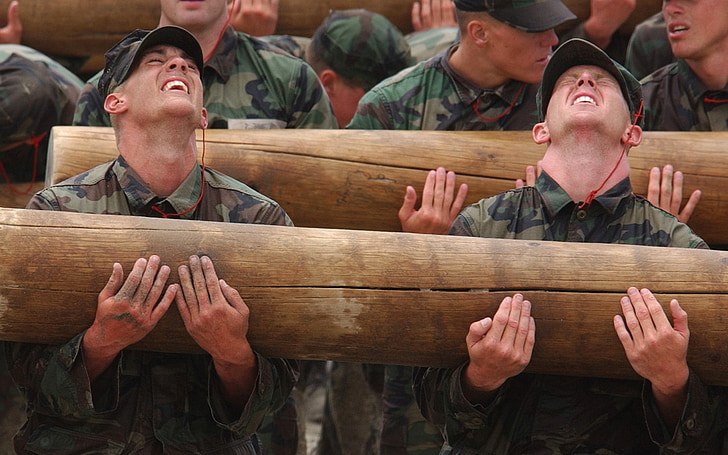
left=47, top=127, right=728, bottom=247
left=1, top=207, right=727, bottom=384
left=0, top=0, right=661, bottom=60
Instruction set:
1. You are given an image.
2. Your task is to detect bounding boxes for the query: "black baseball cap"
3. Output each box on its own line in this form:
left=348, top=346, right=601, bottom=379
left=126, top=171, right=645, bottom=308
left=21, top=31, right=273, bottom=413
left=453, top=0, right=576, bottom=32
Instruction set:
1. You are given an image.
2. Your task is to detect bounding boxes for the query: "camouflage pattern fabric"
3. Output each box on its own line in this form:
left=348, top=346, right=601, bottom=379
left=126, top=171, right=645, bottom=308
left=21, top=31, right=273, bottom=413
left=641, top=59, right=728, bottom=131
left=6, top=157, right=299, bottom=454
left=347, top=45, right=539, bottom=131
left=405, top=28, right=459, bottom=63
left=412, top=172, right=728, bottom=454
left=625, top=12, right=675, bottom=81
left=73, top=26, right=337, bottom=130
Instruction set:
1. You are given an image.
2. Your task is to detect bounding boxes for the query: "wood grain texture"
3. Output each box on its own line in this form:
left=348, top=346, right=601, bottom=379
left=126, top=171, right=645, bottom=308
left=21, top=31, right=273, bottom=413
left=1, top=208, right=726, bottom=383
left=0, top=0, right=661, bottom=59
left=46, top=127, right=728, bottom=247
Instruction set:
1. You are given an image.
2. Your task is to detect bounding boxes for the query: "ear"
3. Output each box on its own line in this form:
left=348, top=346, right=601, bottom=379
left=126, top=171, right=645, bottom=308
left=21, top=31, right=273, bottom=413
left=199, top=107, right=208, bottom=129
left=104, top=93, right=128, bottom=115
left=318, top=69, right=338, bottom=96
left=467, top=18, right=488, bottom=47
left=624, top=124, right=642, bottom=147
left=532, top=121, right=551, bottom=144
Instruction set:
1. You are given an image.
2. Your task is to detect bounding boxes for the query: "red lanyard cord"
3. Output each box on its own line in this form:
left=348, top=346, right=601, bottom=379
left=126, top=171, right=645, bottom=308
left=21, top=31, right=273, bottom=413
left=472, top=82, right=526, bottom=122
left=578, top=100, right=644, bottom=210
left=0, top=132, right=47, bottom=196
left=151, top=128, right=207, bottom=218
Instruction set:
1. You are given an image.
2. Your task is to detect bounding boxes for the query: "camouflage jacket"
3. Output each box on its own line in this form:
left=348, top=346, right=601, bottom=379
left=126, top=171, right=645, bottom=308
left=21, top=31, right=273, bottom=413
left=346, top=44, right=539, bottom=131
left=625, top=12, right=675, bottom=81
left=641, top=59, right=728, bottom=131
left=7, top=157, right=299, bottom=454
left=73, top=26, right=337, bottom=130
left=413, top=173, right=728, bottom=454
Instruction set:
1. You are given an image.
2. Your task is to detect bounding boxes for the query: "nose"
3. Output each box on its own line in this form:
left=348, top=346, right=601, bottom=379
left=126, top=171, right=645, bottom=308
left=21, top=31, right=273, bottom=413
left=537, top=29, right=559, bottom=48
left=167, top=55, right=189, bottom=73
left=576, top=72, right=596, bottom=88
left=663, top=0, right=683, bottom=17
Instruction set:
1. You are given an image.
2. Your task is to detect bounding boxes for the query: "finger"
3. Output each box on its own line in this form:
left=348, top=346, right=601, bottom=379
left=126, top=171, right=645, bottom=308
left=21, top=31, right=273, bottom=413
left=619, top=289, right=643, bottom=342
left=150, top=284, right=176, bottom=325
left=500, top=294, right=525, bottom=345
left=647, top=166, right=661, bottom=205
left=449, top=183, right=468, bottom=221
left=220, top=279, right=248, bottom=314
left=525, top=165, right=536, bottom=187
left=116, top=257, right=148, bottom=302
left=670, top=299, right=689, bottom=338
left=513, top=298, right=533, bottom=350
left=443, top=170, right=457, bottom=209
left=669, top=170, right=684, bottom=216
left=99, top=262, right=124, bottom=302
left=660, top=164, right=674, bottom=209
left=411, top=2, right=423, bottom=31
left=515, top=179, right=525, bottom=189
left=433, top=167, right=447, bottom=212
left=398, top=186, right=418, bottom=230
left=420, top=0, right=432, bottom=27
left=420, top=170, right=436, bottom=208
left=134, top=255, right=163, bottom=310
left=613, top=313, right=634, bottom=349
left=200, top=256, right=224, bottom=304
left=142, top=264, right=171, bottom=314
left=188, top=255, right=211, bottom=307
left=431, top=0, right=442, bottom=24
left=174, top=281, right=192, bottom=325
left=465, top=317, right=492, bottom=347
left=628, top=286, right=656, bottom=334
left=484, top=296, right=512, bottom=343
left=640, top=288, right=669, bottom=330
left=178, top=263, right=198, bottom=312
left=678, top=189, right=701, bottom=224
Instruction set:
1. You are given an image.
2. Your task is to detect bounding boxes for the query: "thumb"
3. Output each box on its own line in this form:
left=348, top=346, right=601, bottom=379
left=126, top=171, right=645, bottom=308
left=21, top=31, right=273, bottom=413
left=98, top=263, right=124, bottom=302
left=466, top=317, right=492, bottom=347
left=398, top=186, right=418, bottom=221
left=670, top=299, right=689, bottom=338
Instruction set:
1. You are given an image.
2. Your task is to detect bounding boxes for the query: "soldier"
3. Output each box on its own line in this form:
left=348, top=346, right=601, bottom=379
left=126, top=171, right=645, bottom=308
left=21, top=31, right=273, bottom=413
left=5, top=25, right=299, bottom=454
left=624, top=12, right=674, bottom=81
left=640, top=0, right=728, bottom=132
left=264, top=9, right=414, bottom=128
left=414, top=38, right=727, bottom=454
left=73, top=0, right=337, bottom=130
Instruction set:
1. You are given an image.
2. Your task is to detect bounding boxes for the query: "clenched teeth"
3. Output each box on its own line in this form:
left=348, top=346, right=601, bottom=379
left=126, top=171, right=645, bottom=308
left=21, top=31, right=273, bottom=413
left=163, top=80, right=189, bottom=94
left=574, top=96, right=595, bottom=105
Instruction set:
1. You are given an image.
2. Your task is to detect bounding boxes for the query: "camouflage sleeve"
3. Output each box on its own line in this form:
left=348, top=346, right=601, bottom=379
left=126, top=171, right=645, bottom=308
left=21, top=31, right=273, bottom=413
left=72, top=71, right=112, bottom=127
left=209, top=354, right=299, bottom=435
left=346, top=87, right=392, bottom=130
left=3, top=333, right=101, bottom=418
left=624, top=13, right=674, bottom=81
left=405, top=27, right=458, bottom=63
left=283, top=61, right=338, bottom=129
left=642, top=369, right=728, bottom=453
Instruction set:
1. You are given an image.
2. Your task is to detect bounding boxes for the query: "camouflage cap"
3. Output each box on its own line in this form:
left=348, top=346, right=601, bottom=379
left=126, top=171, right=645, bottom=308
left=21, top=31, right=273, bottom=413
left=537, top=38, right=643, bottom=124
left=453, top=0, right=576, bottom=32
left=310, top=9, right=414, bottom=90
left=98, top=25, right=204, bottom=99
left=0, top=53, right=65, bottom=147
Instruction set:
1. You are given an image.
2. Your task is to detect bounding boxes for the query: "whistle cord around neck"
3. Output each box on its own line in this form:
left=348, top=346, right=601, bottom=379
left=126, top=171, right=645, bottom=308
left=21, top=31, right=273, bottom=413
left=578, top=100, right=644, bottom=210
left=151, top=129, right=207, bottom=218
left=0, top=132, right=46, bottom=196
left=473, top=82, right=526, bottom=122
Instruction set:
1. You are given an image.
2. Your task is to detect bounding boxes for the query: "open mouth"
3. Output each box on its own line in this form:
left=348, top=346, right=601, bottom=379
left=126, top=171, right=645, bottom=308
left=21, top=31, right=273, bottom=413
left=163, top=80, right=190, bottom=94
left=573, top=95, right=596, bottom=106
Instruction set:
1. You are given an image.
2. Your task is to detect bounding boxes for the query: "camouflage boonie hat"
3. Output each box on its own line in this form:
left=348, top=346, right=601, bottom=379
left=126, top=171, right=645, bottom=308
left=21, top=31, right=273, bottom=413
left=537, top=38, right=643, bottom=124
left=98, top=25, right=204, bottom=99
left=453, top=0, right=575, bottom=32
left=0, top=53, right=64, bottom=146
left=311, top=9, right=414, bottom=90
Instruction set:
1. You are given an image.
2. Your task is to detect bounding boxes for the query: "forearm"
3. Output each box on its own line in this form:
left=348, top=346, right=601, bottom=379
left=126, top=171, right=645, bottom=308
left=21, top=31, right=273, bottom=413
left=212, top=346, right=257, bottom=413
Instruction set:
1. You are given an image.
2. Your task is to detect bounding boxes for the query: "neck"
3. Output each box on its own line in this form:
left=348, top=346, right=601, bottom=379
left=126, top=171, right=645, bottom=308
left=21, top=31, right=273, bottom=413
left=540, top=130, right=630, bottom=203
left=117, top=121, right=199, bottom=198
left=449, top=43, right=509, bottom=90
left=684, top=52, right=728, bottom=90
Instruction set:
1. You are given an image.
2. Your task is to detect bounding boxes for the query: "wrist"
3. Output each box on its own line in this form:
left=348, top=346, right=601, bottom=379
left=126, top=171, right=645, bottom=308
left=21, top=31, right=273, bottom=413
left=583, top=17, right=616, bottom=49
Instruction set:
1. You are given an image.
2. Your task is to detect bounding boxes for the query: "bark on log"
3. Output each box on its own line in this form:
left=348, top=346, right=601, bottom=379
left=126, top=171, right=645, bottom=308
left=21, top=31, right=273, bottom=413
left=1, top=207, right=727, bottom=384
left=46, top=127, right=728, bottom=247
left=0, top=0, right=661, bottom=58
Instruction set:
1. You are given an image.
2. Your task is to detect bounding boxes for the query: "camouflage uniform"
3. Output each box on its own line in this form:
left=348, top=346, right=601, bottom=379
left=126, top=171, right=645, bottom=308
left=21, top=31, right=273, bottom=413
left=405, top=28, right=459, bottom=64
left=5, top=156, right=299, bottom=454
left=347, top=45, right=540, bottom=131
left=73, top=26, right=337, bottom=129
left=625, top=12, right=674, bottom=81
left=641, top=59, right=728, bottom=131
left=413, top=172, right=728, bottom=454
left=0, top=45, right=84, bottom=182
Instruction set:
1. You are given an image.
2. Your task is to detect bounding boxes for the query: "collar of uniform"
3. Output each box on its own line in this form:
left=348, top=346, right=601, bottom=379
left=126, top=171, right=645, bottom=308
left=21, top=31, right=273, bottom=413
left=440, top=44, right=527, bottom=109
left=535, top=171, right=634, bottom=217
left=113, top=156, right=204, bottom=218
left=675, top=59, right=728, bottom=106
left=201, top=25, right=239, bottom=83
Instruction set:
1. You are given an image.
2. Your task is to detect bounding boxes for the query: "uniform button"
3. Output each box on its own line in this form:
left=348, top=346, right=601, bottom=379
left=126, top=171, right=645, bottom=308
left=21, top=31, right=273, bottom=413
left=576, top=210, right=587, bottom=221
left=685, top=418, right=696, bottom=430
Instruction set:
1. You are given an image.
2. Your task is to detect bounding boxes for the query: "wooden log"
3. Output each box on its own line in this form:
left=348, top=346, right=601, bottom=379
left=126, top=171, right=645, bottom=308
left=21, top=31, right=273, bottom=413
left=1, top=207, right=727, bottom=384
left=0, top=181, right=45, bottom=209
left=0, top=0, right=661, bottom=60
left=47, top=127, right=728, bottom=247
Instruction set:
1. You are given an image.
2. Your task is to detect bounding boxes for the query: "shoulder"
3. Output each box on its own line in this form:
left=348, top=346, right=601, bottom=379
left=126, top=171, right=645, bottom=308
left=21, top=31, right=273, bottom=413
left=28, top=161, right=117, bottom=210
